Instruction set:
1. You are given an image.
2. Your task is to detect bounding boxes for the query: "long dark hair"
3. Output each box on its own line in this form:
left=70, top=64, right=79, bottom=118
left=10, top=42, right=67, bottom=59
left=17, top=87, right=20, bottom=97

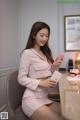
left=25, top=21, right=54, bottom=63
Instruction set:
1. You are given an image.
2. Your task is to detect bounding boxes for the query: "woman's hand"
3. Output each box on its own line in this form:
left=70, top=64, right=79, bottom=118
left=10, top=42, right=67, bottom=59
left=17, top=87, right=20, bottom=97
left=51, top=55, right=63, bottom=71
left=39, top=79, right=57, bottom=88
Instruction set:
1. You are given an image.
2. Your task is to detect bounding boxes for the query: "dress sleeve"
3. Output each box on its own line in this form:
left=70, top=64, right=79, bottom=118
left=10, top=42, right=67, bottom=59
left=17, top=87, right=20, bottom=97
left=18, top=50, right=40, bottom=90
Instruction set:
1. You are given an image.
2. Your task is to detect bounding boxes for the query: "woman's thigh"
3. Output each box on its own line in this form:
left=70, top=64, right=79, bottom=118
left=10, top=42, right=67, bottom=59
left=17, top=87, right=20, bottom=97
left=48, top=101, right=61, bottom=114
left=30, top=105, right=62, bottom=120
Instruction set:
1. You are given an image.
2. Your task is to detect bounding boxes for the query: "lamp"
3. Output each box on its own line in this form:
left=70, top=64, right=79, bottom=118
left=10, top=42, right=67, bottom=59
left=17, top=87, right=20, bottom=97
left=75, top=54, right=80, bottom=69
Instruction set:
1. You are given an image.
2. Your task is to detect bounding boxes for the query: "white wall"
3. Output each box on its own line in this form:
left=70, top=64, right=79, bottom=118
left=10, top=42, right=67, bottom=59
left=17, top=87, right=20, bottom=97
left=18, top=0, right=80, bottom=68
left=0, top=0, right=19, bottom=70
left=0, top=0, right=80, bottom=70
left=59, top=3, right=80, bottom=67
left=18, top=0, right=59, bottom=57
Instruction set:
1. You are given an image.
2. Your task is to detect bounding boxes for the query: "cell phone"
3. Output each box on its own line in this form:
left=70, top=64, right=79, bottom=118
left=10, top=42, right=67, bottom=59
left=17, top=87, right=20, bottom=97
left=59, top=53, right=64, bottom=60
left=51, top=71, right=62, bottom=82
left=55, top=53, right=64, bottom=61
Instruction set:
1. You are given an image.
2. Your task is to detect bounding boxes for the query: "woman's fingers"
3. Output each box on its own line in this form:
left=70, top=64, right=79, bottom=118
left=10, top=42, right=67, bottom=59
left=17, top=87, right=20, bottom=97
left=48, top=80, right=57, bottom=87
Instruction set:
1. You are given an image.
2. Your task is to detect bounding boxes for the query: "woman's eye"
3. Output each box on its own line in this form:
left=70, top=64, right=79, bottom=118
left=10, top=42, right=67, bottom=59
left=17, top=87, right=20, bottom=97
left=40, top=35, right=44, bottom=37
left=40, top=35, right=48, bottom=38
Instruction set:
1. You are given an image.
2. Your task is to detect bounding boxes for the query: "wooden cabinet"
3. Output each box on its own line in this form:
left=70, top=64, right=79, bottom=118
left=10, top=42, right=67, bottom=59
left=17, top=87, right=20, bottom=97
left=48, top=84, right=60, bottom=102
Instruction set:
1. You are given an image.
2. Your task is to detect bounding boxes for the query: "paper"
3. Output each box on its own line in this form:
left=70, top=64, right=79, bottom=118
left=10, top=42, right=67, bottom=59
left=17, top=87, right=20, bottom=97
left=51, top=71, right=62, bottom=82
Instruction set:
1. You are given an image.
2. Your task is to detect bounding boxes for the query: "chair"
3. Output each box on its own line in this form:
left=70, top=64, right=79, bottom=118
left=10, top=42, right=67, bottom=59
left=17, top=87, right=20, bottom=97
left=7, top=69, right=30, bottom=120
left=7, top=69, right=61, bottom=120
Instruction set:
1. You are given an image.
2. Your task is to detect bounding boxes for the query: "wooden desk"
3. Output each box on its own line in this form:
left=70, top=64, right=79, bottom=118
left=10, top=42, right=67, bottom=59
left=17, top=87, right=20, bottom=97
left=48, top=70, right=67, bottom=102
left=48, top=82, right=60, bottom=102
left=59, top=74, right=80, bottom=120
left=48, top=68, right=67, bottom=102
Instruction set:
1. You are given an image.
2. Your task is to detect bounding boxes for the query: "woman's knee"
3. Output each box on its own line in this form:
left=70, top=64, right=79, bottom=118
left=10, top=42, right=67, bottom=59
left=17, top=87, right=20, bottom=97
left=30, top=105, right=50, bottom=120
left=48, top=102, right=61, bottom=114
left=30, top=105, right=61, bottom=120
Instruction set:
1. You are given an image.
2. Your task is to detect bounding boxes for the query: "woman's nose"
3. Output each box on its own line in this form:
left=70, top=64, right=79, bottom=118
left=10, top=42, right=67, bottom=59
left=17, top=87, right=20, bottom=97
left=43, top=36, right=48, bottom=41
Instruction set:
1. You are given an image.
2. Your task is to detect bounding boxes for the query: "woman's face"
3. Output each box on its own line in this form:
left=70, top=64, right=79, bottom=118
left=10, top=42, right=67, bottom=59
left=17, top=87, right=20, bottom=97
left=35, top=28, right=49, bottom=48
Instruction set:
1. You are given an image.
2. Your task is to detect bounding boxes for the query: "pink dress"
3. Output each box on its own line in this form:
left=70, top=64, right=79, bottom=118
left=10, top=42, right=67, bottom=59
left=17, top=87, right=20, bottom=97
left=18, top=48, right=53, bottom=117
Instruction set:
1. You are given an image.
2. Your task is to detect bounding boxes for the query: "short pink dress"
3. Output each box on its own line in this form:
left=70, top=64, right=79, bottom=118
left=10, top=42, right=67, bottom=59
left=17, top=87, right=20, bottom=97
left=18, top=49, right=53, bottom=117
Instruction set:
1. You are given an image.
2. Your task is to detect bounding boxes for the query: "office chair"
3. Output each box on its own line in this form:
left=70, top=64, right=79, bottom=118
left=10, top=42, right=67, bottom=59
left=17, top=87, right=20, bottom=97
left=7, top=70, right=30, bottom=120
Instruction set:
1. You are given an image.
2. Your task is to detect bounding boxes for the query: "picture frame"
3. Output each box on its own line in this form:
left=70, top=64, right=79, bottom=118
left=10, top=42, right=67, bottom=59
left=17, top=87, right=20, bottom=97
left=64, top=15, right=80, bottom=51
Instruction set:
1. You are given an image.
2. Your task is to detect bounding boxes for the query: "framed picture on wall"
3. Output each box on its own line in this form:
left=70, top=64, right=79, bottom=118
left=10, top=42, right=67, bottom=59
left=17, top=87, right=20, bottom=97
left=64, top=15, right=80, bottom=51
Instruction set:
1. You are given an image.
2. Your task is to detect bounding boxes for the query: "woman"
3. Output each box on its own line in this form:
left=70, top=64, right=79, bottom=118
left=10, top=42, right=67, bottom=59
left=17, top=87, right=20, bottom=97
left=18, top=21, right=63, bottom=120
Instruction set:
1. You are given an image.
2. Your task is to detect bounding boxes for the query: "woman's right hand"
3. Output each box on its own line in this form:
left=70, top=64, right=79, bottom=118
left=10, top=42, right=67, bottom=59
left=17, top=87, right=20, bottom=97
left=39, top=79, right=57, bottom=89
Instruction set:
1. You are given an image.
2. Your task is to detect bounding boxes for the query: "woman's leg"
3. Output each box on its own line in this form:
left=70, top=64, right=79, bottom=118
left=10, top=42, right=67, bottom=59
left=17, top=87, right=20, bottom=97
left=30, top=105, right=62, bottom=120
left=48, top=101, right=61, bottom=114
left=48, top=102, right=67, bottom=119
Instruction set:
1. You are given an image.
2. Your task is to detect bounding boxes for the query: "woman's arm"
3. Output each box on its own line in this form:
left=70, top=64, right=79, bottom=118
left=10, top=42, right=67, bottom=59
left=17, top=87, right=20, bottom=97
left=38, top=79, right=57, bottom=88
left=18, top=50, right=40, bottom=90
left=51, top=55, right=63, bottom=72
